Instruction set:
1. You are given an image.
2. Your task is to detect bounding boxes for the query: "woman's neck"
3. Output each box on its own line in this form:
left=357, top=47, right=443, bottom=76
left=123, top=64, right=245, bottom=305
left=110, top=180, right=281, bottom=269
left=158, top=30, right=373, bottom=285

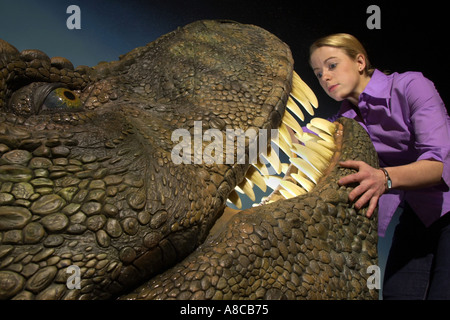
left=347, top=74, right=371, bottom=106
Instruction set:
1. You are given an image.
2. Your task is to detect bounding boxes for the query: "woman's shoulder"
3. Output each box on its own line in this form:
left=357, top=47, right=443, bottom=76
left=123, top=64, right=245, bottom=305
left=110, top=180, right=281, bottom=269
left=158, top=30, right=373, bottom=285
left=389, top=70, right=444, bottom=112
left=389, top=70, right=431, bottom=86
left=384, top=70, right=438, bottom=99
left=371, top=69, right=429, bottom=90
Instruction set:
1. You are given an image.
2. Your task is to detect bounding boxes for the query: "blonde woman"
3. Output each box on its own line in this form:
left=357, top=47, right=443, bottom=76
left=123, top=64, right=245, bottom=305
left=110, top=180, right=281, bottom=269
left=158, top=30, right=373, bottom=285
left=309, top=33, right=450, bottom=299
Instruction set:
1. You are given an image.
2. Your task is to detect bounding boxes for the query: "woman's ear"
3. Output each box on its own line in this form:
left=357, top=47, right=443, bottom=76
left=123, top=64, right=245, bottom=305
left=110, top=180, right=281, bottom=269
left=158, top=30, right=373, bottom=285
left=356, top=53, right=367, bottom=73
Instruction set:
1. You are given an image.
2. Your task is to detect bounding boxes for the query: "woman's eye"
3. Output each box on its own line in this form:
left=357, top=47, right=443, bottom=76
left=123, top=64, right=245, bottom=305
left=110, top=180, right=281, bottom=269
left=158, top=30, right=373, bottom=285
left=42, top=87, right=82, bottom=112
left=329, top=63, right=337, bottom=70
left=316, top=72, right=323, bottom=79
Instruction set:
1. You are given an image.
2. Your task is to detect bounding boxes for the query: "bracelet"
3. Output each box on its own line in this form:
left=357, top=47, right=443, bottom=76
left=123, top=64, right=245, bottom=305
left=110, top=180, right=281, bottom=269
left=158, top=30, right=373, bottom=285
left=380, top=168, right=392, bottom=191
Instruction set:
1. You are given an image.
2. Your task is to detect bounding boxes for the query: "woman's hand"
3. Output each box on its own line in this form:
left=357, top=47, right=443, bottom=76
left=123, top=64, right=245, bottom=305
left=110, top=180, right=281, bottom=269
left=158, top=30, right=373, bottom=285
left=338, top=159, right=444, bottom=218
left=338, top=160, right=386, bottom=218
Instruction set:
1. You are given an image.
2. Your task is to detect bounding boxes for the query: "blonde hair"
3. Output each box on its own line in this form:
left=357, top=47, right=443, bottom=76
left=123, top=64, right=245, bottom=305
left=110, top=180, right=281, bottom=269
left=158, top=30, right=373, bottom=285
left=309, top=33, right=375, bottom=76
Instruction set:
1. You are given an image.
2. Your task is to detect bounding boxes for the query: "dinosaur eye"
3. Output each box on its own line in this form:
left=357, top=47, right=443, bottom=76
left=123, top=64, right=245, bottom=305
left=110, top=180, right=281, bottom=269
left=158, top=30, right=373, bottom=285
left=41, top=87, right=82, bottom=112
left=7, top=82, right=83, bottom=116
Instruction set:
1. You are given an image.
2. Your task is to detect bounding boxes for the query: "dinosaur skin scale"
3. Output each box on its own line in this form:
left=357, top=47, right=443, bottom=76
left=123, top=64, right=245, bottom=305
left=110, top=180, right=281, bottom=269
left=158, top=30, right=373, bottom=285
left=0, top=20, right=378, bottom=300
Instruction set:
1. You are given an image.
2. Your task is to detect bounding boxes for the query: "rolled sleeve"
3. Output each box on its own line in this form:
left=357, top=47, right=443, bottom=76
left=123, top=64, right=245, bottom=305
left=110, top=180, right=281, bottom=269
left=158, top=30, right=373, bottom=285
left=407, top=73, right=450, bottom=188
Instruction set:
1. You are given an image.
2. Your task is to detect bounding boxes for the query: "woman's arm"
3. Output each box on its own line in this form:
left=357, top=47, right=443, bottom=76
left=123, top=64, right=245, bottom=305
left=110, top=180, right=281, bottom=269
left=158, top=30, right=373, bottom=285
left=338, top=159, right=444, bottom=218
left=387, top=160, right=444, bottom=190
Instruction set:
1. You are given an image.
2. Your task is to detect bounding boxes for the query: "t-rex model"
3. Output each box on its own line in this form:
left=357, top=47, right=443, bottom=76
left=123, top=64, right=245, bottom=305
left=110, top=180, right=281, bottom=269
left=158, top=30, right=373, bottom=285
left=0, top=20, right=378, bottom=300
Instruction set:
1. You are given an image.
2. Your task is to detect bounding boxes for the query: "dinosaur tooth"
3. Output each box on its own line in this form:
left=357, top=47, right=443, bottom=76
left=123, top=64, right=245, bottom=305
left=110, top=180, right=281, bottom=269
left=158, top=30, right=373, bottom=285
left=235, top=178, right=256, bottom=201
left=303, top=140, right=333, bottom=160
left=306, top=123, right=335, bottom=143
left=290, top=71, right=318, bottom=117
left=279, top=189, right=295, bottom=199
left=294, top=131, right=319, bottom=144
left=290, top=90, right=314, bottom=116
left=318, top=131, right=335, bottom=144
left=290, top=157, right=323, bottom=184
left=310, top=117, right=336, bottom=136
left=286, top=96, right=305, bottom=122
left=281, top=163, right=290, bottom=174
left=278, top=122, right=293, bottom=147
left=292, top=71, right=319, bottom=109
left=253, top=160, right=270, bottom=176
left=291, top=173, right=316, bottom=192
left=291, top=143, right=328, bottom=173
left=260, top=147, right=282, bottom=174
left=317, top=139, right=336, bottom=151
left=280, top=180, right=307, bottom=197
left=281, top=109, right=304, bottom=135
left=305, top=123, right=322, bottom=136
left=245, top=166, right=267, bottom=192
left=271, top=134, right=292, bottom=158
left=227, top=190, right=242, bottom=209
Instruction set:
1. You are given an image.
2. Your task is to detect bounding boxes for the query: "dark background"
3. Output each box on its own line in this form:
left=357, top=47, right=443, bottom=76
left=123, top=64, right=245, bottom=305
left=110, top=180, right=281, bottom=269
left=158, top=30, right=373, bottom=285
left=1, top=0, right=448, bottom=118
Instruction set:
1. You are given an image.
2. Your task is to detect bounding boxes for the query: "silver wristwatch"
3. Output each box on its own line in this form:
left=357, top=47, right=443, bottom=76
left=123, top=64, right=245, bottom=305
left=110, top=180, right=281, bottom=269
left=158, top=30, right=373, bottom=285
left=380, top=168, right=392, bottom=191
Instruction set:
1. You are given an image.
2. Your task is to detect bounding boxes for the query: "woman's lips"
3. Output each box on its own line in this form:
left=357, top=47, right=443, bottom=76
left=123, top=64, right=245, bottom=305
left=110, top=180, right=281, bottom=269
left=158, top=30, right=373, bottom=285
left=328, top=84, right=339, bottom=93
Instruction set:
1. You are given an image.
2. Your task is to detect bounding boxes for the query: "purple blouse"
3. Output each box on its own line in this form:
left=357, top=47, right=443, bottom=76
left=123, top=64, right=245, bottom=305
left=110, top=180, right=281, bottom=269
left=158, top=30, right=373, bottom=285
left=329, top=69, right=450, bottom=236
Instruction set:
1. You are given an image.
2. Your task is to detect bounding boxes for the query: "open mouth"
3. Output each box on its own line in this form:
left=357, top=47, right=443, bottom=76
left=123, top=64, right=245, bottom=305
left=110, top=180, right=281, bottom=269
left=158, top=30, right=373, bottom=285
left=226, top=71, right=339, bottom=210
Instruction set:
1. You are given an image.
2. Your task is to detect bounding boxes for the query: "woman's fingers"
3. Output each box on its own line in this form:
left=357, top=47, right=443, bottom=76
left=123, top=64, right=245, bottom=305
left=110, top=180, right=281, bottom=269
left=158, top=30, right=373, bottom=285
left=338, top=160, right=364, bottom=185
left=337, top=160, right=385, bottom=218
left=366, top=196, right=379, bottom=218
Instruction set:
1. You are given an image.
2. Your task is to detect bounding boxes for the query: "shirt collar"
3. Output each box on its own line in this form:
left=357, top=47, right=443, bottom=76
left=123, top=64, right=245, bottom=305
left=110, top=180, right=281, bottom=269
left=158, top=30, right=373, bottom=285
left=361, top=69, right=391, bottom=99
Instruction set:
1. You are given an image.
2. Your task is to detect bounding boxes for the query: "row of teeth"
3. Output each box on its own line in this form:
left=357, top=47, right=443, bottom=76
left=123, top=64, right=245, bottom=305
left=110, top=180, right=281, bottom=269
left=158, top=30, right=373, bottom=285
left=227, top=71, right=337, bottom=209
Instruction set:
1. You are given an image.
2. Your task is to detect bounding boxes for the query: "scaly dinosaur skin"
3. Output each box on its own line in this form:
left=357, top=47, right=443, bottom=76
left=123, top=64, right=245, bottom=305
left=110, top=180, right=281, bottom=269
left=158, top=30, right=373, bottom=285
left=122, top=117, right=378, bottom=300
left=0, top=20, right=378, bottom=300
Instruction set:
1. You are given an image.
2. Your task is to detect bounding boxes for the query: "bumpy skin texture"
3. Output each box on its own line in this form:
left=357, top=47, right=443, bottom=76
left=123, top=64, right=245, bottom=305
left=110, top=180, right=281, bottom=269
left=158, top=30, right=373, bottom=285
left=123, top=117, right=379, bottom=300
left=0, top=20, right=377, bottom=300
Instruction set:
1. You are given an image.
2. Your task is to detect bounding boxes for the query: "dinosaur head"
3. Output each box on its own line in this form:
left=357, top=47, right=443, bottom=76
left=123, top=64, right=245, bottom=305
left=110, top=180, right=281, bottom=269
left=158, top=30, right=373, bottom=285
left=0, top=20, right=377, bottom=300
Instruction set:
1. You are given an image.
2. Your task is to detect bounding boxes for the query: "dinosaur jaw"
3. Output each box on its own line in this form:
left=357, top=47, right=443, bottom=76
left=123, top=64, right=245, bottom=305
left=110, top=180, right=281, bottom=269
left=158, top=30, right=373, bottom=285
left=226, top=71, right=340, bottom=210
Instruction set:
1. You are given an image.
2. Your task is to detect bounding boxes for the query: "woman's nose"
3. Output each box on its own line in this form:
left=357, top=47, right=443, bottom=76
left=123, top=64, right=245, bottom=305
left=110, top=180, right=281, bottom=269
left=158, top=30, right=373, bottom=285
left=322, top=70, right=332, bottom=81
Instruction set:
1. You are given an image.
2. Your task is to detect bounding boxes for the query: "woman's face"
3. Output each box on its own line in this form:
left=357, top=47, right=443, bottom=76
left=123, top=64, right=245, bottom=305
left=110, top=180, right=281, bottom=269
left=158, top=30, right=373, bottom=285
left=310, top=46, right=367, bottom=103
